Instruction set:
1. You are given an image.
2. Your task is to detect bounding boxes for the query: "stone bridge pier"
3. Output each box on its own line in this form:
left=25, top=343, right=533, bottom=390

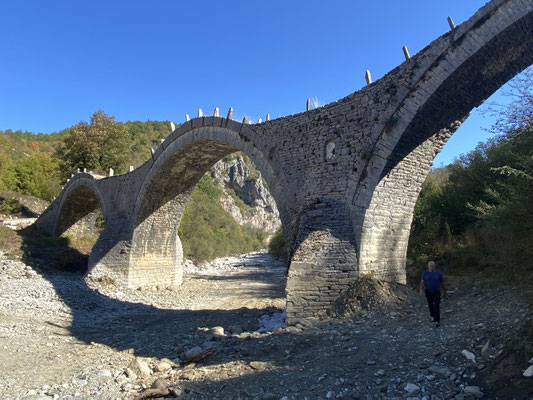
left=35, top=0, right=533, bottom=324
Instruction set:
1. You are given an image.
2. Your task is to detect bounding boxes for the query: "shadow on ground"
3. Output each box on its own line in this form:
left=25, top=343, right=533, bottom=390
left=16, top=227, right=287, bottom=360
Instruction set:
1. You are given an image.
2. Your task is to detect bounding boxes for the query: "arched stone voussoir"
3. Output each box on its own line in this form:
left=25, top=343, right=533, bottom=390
left=387, top=0, right=533, bottom=170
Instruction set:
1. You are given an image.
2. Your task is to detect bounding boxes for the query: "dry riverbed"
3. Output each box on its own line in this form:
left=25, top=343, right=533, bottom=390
left=0, top=251, right=532, bottom=400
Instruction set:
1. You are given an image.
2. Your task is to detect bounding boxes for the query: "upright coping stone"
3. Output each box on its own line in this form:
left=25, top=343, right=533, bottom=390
left=266, top=113, right=270, bottom=121
left=227, top=107, right=234, bottom=120
left=185, top=114, right=190, bottom=122
left=213, top=107, right=219, bottom=117
left=402, top=45, right=411, bottom=60
left=109, top=168, right=114, bottom=177
left=365, top=70, right=372, bottom=85
left=170, top=122, right=176, bottom=131
left=129, top=165, right=134, bottom=172
left=83, top=168, right=87, bottom=173
left=306, top=98, right=311, bottom=111
left=447, top=16, right=456, bottom=29
left=198, top=108, right=203, bottom=118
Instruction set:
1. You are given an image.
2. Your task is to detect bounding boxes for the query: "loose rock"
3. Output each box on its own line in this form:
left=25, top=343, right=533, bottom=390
left=404, top=383, right=420, bottom=394
left=464, top=385, right=484, bottom=398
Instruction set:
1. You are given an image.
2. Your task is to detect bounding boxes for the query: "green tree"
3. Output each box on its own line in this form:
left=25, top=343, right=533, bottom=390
left=56, top=110, right=130, bottom=176
left=408, top=169, right=450, bottom=259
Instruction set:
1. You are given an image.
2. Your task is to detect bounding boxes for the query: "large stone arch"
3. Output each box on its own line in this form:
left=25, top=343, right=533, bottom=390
left=354, top=0, right=533, bottom=279
left=53, top=175, right=107, bottom=237
left=126, top=121, right=292, bottom=288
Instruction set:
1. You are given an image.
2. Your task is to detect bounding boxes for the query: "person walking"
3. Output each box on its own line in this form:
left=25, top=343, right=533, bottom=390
left=419, top=260, right=446, bottom=327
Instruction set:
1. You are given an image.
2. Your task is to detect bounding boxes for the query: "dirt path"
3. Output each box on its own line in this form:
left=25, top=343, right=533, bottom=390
left=0, top=252, right=532, bottom=399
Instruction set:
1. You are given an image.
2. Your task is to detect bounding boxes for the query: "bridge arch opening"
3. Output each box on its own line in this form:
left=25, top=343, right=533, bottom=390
left=128, top=129, right=288, bottom=313
left=54, top=183, right=106, bottom=271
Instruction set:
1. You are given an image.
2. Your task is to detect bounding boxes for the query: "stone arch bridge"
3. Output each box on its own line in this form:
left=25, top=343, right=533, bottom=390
left=36, top=0, right=533, bottom=324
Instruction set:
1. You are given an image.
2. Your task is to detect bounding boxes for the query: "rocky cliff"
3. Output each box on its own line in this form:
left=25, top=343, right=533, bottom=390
left=209, top=154, right=281, bottom=234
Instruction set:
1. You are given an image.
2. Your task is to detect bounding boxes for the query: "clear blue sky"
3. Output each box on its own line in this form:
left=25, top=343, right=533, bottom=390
left=0, top=0, right=515, bottom=166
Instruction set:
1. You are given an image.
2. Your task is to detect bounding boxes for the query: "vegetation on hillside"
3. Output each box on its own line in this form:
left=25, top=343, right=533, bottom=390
left=126, top=120, right=173, bottom=167
left=0, top=113, right=173, bottom=200
left=178, top=175, right=267, bottom=263
left=0, top=112, right=273, bottom=263
left=0, top=152, right=61, bottom=202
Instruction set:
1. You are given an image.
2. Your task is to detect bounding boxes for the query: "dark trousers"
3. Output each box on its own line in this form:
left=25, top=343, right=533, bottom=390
left=425, top=289, right=441, bottom=323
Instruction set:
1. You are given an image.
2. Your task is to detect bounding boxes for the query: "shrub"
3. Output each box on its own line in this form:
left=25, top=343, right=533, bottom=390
left=0, top=198, right=22, bottom=215
left=0, top=226, right=23, bottom=256
left=268, top=228, right=287, bottom=261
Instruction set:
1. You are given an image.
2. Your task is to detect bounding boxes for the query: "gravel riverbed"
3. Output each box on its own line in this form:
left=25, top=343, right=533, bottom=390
left=0, top=250, right=532, bottom=399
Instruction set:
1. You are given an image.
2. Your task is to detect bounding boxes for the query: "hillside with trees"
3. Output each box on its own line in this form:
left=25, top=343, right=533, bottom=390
left=0, top=111, right=173, bottom=200
left=0, top=111, right=276, bottom=262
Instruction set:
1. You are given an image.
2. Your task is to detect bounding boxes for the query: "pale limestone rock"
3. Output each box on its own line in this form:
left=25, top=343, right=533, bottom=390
left=154, top=360, right=172, bottom=372
left=129, top=358, right=151, bottom=378
left=462, top=349, right=476, bottom=363
left=404, top=383, right=420, bottom=394
left=210, top=326, right=225, bottom=336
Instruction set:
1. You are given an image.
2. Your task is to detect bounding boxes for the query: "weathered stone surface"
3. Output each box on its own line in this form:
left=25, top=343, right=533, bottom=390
left=34, top=0, right=533, bottom=324
left=404, top=383, right=420, bottom=394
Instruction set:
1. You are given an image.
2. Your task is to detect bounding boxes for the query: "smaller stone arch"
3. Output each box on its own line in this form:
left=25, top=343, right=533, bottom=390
left=53, top=176, right=107, bottom=237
